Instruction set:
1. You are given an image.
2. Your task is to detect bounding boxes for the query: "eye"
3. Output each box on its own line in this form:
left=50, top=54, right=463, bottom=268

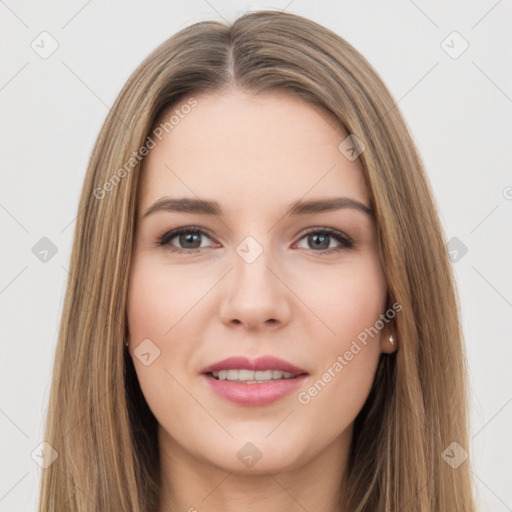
left=155, top=226, right=354, bottom=255
left=295, top=227, right=354, bottom=254
left=156, top=226, right=216, bottom=253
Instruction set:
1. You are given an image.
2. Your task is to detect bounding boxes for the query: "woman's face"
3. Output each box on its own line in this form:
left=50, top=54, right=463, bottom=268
left=127, top=89, right=395, bottom=474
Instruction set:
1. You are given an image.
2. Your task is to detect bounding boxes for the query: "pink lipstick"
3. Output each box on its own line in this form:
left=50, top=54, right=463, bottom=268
left=200, top=356, right=308, bottom=406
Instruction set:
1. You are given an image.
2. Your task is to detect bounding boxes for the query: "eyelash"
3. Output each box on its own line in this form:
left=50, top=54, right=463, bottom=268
left=155, top=225, right=354, bottom=255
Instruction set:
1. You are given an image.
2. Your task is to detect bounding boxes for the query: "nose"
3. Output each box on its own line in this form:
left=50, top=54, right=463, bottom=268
left=218, top=239, right=292, bottom=331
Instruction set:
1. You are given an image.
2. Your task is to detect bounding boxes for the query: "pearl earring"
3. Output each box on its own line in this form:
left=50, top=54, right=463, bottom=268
left=389, top=335, right=394, bottom=345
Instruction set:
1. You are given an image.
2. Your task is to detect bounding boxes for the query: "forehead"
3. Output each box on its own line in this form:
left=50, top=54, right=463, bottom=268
left=139, top=89, right=370, bottom=215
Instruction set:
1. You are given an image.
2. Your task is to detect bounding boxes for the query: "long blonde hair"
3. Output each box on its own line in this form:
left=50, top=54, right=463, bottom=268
left=38, top=10, right=477, bottom=511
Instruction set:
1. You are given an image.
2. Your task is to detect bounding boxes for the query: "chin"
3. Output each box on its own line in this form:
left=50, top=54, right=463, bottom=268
left=201, top=433, right=310, bottom=475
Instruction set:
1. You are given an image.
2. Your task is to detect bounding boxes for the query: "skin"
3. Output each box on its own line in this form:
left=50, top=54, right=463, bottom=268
left=126, top=88, right=397, bottom=512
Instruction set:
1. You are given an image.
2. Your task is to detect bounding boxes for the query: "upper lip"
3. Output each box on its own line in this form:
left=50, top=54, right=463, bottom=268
left=200, top=356, right=307, bottom=375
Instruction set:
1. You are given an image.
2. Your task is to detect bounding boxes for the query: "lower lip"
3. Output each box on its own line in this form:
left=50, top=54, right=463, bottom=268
left=202, top=373, right=308, bottom=406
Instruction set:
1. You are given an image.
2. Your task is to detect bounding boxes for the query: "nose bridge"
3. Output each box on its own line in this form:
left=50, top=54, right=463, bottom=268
left=218, top=231, right=291, bottom=328
left=231, top=232, right=279, bottom=294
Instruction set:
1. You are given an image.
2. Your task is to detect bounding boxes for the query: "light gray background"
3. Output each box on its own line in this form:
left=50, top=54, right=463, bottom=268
left=1, top=1, right=511, bottom=510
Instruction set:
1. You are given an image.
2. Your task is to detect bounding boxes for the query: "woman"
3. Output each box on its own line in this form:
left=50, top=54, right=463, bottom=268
left=38, top=10, right=477, bottom=511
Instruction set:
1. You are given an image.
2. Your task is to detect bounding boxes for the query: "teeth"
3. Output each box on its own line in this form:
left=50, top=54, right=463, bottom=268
left=212, top=369, right=297, bottom=382
left=255, top=370, right=272, bottom=380
left=226, top=369, right=238, bottom=380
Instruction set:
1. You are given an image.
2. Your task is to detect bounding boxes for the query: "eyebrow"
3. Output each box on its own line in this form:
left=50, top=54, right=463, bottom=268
left=142, top=196, right=373, bottom=219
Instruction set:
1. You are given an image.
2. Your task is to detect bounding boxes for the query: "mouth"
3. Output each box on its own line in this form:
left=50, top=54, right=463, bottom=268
left=200, top=356, right=309, bottom=406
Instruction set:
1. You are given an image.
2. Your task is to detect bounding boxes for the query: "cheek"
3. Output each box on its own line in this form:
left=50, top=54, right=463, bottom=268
left=126, top=255, right=220, bottom=374
left=302, top=253, right=387, bottom=347
left=126, top=259, right=205, bottom=433
left=294, top=256, right=386, bottom=419
left=126, top=257, right=191, bottom=372
left=127, top=257, right=207, bottom=344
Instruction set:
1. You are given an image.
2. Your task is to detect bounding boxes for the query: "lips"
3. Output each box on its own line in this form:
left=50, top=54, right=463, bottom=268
left=200, top=356, right=309, bottom=406
left=200, top=356, right=307, bottom=375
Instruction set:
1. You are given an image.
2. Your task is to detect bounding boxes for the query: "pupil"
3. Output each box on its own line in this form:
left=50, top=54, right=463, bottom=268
left=310, top=234, right=329, bottom=250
